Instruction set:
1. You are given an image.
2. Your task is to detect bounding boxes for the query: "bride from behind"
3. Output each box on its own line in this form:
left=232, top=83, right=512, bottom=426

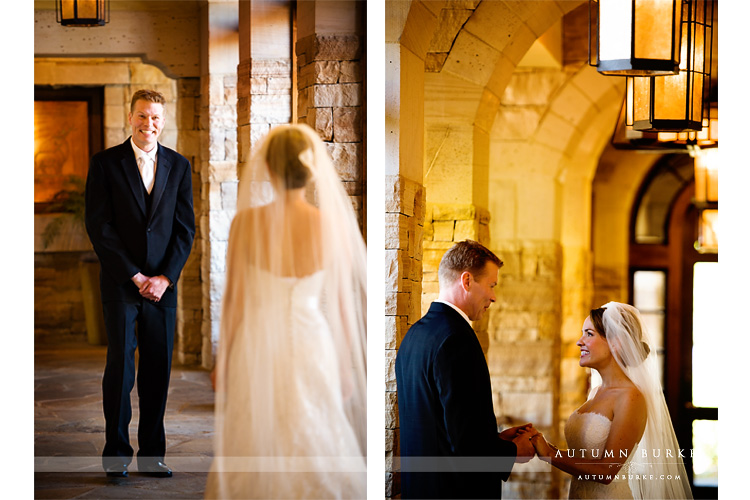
left=205, top=124, right=367, bottom=499
left=529, top=303, right=692, bottom=499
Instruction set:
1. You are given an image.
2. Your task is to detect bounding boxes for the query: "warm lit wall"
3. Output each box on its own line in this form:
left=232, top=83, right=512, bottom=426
left=487, top=59, right=624, bottom=497
left=34, top=1, right=201, bottom=79
left=591, top=146, right=661, bottom=306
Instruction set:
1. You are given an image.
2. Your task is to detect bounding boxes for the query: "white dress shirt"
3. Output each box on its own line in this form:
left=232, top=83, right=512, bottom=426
left=130, top=137, right=157, bottom=194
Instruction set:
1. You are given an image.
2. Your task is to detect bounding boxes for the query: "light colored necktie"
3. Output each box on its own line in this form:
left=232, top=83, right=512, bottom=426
left=137, top=156, right=155, bottom=194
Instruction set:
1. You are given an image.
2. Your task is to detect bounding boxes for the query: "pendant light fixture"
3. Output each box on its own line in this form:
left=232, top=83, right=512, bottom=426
left=626, top=0, right=714, bottom=132
left=611, top=99, right=717, bottom=151
left=589, top=0, right=683, bottom=76
left=692, top=148, right=718, bottom=253
left=56, top=0, right=110, bottom=27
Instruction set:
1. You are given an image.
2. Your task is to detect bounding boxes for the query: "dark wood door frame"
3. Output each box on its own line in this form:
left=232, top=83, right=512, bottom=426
left=629, top=182, right=718, bottom=498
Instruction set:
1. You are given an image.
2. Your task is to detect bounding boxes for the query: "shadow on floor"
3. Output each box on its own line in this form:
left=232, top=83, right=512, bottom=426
left=35, top=340, right=214, bottom=499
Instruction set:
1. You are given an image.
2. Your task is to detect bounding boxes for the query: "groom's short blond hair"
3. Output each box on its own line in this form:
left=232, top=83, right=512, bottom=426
left=438, top=240, right=503, bottom=286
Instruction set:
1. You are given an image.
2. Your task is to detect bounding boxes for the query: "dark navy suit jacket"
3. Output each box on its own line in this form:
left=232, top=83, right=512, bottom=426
left=395, top=302, right=517, bottom=499
left=85, top=138, right=195, bottom=307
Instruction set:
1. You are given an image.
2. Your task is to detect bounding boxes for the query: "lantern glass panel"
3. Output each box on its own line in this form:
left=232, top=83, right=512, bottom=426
left=78, top=1, right=98, bottom=19
left=691, top=74, right=703, bottom=122
left=626, top=78, right=635, bottom=125
left=693, top=150, right=718, bottom=203
left=698, top=209, right=718, bottom=251
left=60, top=0, right=75, bottom=18
left=599, top=0, right=633, bottom=61
left=696, top=0, right=706, bottom=24
left=634, top=0, right=675, bottom=60
left=693, top=23, right=705, bottom=73
left=653, top=72, right=687, bottom=121
left=633, top=77, right=651, bottom=123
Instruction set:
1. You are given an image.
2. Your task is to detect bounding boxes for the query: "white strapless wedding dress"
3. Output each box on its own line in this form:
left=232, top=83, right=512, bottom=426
left=565, top=412, right=633, bottom=499
left=205, top=270, right=366, bottom=499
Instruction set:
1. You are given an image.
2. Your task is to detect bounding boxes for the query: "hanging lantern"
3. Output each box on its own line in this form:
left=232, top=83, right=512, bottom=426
left=657, top=103, right=718, bottom=145
left=628, top=0, right=714, bottom=132
left=611, top=99, right=717, bottom=151
left=56, top=0, right=110, bottom=27
left=693, top=148, right=718, bottom=204
left=692, top=148, right=718, bottom=253
left=697, top=209, right=718, bottom=252
left=589, top=0, right=683, bottom=76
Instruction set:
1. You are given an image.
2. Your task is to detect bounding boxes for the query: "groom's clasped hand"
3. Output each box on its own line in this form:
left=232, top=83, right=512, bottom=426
left=499, top=423, right=555, bottom=464
left=498, top=423, right=539, bottom=464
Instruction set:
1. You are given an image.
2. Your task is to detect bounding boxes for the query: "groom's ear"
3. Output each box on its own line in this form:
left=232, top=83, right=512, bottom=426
left=460, top=271, right=472, bottom=291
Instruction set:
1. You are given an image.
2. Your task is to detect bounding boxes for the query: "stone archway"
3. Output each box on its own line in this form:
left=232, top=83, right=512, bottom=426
left=386, top=1, right=633, bottom=497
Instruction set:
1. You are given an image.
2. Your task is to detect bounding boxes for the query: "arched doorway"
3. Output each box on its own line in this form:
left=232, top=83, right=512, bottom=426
left=629, top=155, right=718, bottom=498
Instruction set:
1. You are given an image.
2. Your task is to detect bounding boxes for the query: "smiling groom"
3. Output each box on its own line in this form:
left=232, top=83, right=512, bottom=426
left=85, top=89, right=195, bottom=478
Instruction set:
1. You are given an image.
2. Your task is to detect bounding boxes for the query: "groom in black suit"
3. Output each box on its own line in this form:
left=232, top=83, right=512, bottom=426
left=396, top=240, right=537, bottom=499
left=85, top=89, right=195, bottom=478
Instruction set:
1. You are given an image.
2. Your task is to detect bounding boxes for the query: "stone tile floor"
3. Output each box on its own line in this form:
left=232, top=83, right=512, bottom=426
left=34, top=340, right=215, bottom=499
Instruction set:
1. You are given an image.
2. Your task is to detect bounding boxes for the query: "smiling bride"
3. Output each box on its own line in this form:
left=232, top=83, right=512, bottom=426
left=527, top=303, right=693, bottom=499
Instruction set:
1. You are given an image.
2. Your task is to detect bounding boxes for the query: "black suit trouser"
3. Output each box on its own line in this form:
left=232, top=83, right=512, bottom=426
left=101, top=299, right=175, bottom=468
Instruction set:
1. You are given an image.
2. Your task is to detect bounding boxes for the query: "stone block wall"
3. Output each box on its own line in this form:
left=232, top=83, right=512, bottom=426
left=199, top=72, right=240, bottom=369
left=34, top=57, right=178, bottom=152
left=237, top=58, right=292, bottom=157
left=385, top=175, right=426, bottom=498
left=34, top=252, right=88, bottom=340
left=297, top=35, right=364, bottom=226
left=487, top=239, right=563, bottom=499
left=422, top=202, right=491, bottom=350
left=176, top=77, right=203, bottom=366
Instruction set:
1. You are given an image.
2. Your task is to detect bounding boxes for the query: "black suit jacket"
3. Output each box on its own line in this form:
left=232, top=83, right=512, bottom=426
left=395, top=302, right=517, bottom=499
left=85, top=138, right=195, bottom=308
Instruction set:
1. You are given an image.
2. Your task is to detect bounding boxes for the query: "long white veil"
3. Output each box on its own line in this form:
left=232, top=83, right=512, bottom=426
left=207, top=124, right=367, bottom=498
left=598, top=302, right=693, bottom=499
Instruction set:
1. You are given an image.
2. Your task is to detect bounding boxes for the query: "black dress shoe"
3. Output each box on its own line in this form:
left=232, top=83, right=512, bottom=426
left=138, top=460, right=173, bottom=478
left=105, top=464, right=129, bottom=478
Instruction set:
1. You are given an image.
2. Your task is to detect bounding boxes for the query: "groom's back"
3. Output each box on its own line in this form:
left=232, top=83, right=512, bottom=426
left=395, top=302, right=503, bottom=499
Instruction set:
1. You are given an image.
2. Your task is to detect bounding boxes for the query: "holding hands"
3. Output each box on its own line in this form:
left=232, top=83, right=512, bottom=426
left=499, top=424, right=554, bottom=464
left=528, top=428, right=555, bottom=462
left=498, top=423, right=538, bottom=464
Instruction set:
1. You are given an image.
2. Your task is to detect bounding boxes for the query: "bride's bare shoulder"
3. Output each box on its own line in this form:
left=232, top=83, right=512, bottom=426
left=613, top=386, right=646, bottom=416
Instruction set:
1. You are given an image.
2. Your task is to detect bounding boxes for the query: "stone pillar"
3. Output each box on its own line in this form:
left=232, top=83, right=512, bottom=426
left=296, top=0, right=365, bottom=227
left=385, top=1, right=442, bottom=496
left=236, top=0, right=292, bottom=169
left=384, top=175, right=425, bottom=497
left=176, top=77, right=203, bottom=365
left=199, top=0, right=240, bottom=368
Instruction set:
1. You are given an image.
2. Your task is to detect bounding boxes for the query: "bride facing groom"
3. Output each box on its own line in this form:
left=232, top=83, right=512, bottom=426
left=396, top=240, right=692, bottom=499
left=526, top=302, right=693, bottom=499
